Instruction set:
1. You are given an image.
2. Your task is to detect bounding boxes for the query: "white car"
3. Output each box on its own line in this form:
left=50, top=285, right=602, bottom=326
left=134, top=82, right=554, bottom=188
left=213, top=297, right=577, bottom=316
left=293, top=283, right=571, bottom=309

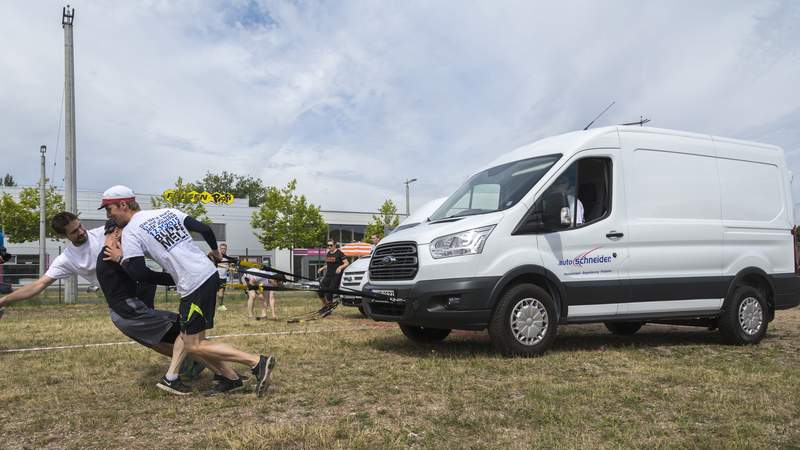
left=339, top=255, right=371, bottom=315
left=364, top=125, right=800, bottom=355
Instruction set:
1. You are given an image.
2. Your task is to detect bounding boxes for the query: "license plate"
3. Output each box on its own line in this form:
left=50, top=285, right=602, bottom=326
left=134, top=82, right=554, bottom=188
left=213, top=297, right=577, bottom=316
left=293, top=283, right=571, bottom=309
left=371, top=289, right=405, bottom=303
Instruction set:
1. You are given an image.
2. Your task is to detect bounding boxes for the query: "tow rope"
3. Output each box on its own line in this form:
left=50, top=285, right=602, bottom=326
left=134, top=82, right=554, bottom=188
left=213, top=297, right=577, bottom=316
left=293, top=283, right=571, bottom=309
left=217, top=259, right=393, bottom=323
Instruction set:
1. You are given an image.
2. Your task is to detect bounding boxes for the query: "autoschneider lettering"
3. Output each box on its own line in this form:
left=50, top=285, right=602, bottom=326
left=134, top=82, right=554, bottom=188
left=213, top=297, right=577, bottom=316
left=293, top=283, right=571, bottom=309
left=558, top=246, right=614, bottom=267
left=139, top=210, right=190, bottom=251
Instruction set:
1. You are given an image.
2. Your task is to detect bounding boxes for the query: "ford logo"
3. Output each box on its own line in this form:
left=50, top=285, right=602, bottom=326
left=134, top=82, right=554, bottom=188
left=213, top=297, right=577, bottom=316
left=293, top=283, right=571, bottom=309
left=382, top=255, right=398, bottom=265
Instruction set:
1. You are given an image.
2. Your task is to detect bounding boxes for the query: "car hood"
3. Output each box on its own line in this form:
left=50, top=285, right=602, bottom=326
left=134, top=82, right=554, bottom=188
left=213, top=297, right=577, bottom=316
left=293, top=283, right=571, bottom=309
left=344, top=256, right=371, bottom=273
left=378, top=211, right=505, bottom=246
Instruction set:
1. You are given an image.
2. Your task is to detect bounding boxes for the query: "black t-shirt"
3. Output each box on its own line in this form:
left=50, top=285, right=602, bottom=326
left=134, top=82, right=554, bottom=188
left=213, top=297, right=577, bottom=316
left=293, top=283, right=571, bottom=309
left=95, top=249, right=157, bottom=318
left=324, top=249, right=346, bottom=277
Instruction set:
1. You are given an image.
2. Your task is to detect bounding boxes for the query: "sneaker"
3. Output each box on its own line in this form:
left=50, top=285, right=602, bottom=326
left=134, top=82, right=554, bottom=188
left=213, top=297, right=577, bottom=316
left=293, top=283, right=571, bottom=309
left=217, top=304, right=228, bottom=311
left=156, top=376, right=192, bottom=396
left=203, top=376, right=245, bottom=396
left=213, top=372, right=250, bottom=383
left=252, top=355, right=276, bottom=398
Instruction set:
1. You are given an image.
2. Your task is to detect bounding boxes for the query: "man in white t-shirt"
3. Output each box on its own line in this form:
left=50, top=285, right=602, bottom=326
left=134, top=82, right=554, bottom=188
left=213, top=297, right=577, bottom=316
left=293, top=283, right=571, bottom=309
left=0, top=212, right=104, bottom=312
left=102, top=185, right=275, bottom=397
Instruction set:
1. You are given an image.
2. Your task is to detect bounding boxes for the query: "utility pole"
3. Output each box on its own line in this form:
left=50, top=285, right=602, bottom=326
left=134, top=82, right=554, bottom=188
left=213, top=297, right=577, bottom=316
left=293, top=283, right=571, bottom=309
left=39, top=145, right=47, bottom=277
left=62, top=5, right=77, bottom=303
left=404, top=178, right=417, bottom=216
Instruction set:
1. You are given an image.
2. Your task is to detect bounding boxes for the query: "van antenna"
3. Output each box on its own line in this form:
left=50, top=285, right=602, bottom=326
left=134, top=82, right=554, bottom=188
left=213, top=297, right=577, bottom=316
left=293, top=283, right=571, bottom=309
left=583, top=101, right=616, bottom=131
left=621, top=115, right=651, bottom=126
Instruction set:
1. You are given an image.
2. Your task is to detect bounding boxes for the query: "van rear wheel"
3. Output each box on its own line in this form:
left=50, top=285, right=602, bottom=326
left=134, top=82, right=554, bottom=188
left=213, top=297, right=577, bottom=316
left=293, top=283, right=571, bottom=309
left=604, top=321, right=643, bottom=335
left=719, top=286, right=768, bottom=345
left=399, top=325, right=451, bottom=343
left=489, top=283, right=558, bottom=357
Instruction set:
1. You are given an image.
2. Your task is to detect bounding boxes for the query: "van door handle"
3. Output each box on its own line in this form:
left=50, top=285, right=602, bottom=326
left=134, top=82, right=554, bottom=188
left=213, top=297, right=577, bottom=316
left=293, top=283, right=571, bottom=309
left=606, top=231, right=624, bottom=239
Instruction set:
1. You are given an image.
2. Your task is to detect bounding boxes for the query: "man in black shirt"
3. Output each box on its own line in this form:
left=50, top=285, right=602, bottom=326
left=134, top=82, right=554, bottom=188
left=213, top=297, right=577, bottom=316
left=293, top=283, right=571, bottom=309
left=316, top=239, right=349, bottom=307
left=97, top=225, right=179, bottom=354
left=99, top=223, right=209, bottom=395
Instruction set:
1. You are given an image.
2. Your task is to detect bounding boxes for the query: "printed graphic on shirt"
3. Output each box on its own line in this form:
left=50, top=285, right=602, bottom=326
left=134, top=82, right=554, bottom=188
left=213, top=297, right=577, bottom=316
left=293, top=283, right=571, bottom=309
left=138, top=210, right=190, bottom=251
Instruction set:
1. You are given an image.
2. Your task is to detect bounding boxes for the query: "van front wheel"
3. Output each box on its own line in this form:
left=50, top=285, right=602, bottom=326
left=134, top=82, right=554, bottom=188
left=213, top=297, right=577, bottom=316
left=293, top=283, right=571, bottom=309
left=719, top=286, right=768, bottom=345
left=489, top=284, right=558, bottom=357
left=399, top=325, right=451, bottom=343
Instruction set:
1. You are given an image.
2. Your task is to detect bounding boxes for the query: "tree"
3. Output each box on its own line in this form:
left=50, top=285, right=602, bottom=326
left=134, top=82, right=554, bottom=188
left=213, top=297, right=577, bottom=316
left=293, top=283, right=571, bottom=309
left=251, top=180, right=327, bottom=252
left=2, top=174, right=16, bottom=187
left=364, top=199, right=401, bottom=240
left=151, top=176, right=211, bottom=223
left=0, top=186, right=66, bottom=243
left=191, top=171, right=268, bottom=207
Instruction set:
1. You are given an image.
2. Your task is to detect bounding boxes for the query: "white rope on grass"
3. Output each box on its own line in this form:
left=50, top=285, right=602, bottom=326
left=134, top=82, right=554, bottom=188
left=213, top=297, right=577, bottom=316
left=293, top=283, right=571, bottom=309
left=0, top=326, right=379, bottom=354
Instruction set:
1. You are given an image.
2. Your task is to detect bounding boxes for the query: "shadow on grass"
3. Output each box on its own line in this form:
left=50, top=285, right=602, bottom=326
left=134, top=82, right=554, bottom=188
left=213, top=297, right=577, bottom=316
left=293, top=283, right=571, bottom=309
left=367, top=324, right=731, bottom=359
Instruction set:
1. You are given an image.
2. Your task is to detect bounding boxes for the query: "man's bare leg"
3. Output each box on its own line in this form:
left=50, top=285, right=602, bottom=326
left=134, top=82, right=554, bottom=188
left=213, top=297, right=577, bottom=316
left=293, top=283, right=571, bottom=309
left=268, top=291, right=277, bottom=319
left=183, top=330, right=259, bottom=369
left=246, top=291, right=256, bottom=318
left=182, top=330, right=275, bottom=397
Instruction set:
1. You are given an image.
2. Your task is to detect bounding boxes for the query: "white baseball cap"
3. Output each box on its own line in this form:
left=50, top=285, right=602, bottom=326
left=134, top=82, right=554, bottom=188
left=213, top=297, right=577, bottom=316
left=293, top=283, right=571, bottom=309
left=98, top=185, right=135, bottom=209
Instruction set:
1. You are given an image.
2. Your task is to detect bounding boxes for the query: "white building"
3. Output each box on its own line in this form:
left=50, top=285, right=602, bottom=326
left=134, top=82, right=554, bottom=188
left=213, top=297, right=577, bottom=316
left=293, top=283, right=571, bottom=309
left=0, top=186, right=399, bottom=285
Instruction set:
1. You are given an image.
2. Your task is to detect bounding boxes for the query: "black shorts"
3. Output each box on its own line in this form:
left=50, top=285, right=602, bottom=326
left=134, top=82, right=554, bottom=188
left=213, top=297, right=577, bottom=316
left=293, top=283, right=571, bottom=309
left=161, top=321, right=181, bottom=344
left=179, top=273, right=219, bottom=335
left=247, top=283, right=261, bottom=292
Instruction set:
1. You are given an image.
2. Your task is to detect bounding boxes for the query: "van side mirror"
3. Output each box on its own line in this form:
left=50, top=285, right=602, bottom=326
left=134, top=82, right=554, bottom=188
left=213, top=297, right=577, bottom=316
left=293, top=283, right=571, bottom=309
left=542, top=192, right=569, bottom=229
left=514, top=192, right=571, bottom=235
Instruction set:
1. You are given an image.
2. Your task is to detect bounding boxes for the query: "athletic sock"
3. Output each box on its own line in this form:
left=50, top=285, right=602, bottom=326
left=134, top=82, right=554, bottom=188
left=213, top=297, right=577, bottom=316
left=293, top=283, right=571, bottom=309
left=166, top=374, right=178, bottom=382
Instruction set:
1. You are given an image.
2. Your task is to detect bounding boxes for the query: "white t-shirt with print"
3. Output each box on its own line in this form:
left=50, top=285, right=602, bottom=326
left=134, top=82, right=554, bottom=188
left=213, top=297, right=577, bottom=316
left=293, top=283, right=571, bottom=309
left=44, top=226, right=105, bottom=286
left=121, top=208, right=216, bottom=297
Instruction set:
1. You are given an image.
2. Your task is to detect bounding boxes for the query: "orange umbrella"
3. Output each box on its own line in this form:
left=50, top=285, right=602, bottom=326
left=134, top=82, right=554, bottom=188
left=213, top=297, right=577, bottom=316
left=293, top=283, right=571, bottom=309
left=340, top=242, right=374, bottom=257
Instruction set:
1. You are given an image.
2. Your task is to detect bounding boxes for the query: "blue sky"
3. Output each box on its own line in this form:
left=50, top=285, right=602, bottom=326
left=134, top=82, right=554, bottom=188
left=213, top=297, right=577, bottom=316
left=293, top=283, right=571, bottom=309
left=1, top=0, right=798, bottom=214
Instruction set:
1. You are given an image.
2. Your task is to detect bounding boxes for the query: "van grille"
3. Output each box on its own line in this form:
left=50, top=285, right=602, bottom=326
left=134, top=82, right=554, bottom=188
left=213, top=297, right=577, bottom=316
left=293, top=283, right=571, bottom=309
left=369, top=242, right=418, bottom=281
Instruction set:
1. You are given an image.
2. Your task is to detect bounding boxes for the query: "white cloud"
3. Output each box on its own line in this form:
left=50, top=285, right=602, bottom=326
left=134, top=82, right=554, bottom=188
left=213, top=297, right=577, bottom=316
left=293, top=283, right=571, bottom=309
left=1, top=0, right=798, bottom=214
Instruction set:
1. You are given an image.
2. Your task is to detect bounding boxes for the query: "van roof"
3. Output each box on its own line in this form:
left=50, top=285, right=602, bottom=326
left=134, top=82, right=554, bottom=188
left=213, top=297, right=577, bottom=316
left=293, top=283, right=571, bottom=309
left=486, top=125, right=783, bottom=169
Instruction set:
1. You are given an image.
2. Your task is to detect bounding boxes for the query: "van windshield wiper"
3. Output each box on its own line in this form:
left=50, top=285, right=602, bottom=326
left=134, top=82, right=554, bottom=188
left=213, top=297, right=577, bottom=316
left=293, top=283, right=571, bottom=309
left=432, top=209, right=493, bottom=222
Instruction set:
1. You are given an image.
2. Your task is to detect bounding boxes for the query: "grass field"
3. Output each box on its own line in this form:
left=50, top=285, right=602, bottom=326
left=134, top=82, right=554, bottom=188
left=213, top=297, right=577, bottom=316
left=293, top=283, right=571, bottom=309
left=1, top=293, right=799, bottom=449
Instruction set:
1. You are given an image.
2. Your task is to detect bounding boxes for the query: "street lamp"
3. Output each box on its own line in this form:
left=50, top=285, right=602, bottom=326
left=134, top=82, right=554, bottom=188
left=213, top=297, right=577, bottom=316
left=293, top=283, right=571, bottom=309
left=404, top=178, right=417, bottom=216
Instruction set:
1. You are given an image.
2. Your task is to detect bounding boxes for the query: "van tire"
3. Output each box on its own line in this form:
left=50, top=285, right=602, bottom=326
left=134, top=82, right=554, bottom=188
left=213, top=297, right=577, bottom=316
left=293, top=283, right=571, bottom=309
left=489, top=283, right=558, bottom=357
left=399, top=325, right=451, bottom=343
left=719, top=286, right=768, bottom=345
left=604, top=321, right=643, bottom=335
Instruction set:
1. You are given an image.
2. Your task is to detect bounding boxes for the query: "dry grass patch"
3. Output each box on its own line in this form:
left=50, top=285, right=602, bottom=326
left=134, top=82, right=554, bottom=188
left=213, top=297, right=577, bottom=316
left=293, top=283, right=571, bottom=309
left=1, top=295, right=799, bottom=449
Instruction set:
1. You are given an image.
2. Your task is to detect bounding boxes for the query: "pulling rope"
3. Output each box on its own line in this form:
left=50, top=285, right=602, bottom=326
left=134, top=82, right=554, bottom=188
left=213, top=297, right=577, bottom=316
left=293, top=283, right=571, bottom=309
left=215, top=259, right=394, bottom=324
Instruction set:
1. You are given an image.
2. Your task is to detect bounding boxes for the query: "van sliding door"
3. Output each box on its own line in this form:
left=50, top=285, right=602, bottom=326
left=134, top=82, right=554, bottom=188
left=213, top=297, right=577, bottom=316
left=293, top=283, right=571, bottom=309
left=619, top=132, right=724, bottom=316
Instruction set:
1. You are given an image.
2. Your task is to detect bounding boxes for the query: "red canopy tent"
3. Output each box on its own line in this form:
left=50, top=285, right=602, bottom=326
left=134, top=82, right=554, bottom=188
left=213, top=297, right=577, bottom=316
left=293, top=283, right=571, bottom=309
left=340, top=242, right=374, bottom=257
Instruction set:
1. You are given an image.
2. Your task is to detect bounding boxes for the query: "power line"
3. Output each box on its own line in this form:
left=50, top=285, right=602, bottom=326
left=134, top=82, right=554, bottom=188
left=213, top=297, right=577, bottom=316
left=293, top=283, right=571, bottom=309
left=51, top=85, right=65, bottom=187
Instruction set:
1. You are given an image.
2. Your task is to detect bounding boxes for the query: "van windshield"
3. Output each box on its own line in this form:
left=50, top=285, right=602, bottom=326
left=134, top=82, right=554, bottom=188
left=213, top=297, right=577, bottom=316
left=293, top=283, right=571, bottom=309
left=429, top=154, right=562, bottom=221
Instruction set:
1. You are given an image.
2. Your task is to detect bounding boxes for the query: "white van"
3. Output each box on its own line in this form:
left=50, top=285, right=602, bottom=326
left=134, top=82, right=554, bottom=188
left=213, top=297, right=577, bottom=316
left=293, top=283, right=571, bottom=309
left=364, top=126, right=800, bottom=356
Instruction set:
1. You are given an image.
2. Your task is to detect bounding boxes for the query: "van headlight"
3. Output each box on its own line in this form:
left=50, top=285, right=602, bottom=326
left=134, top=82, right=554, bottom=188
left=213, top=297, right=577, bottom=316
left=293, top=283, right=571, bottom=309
left=429, top=225, right=495, bottom=259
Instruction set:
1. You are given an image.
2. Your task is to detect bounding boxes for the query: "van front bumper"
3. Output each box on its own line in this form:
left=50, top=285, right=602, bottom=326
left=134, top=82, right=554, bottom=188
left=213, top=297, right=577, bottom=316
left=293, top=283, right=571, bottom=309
left=363, top=277, right=499, bottom=330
